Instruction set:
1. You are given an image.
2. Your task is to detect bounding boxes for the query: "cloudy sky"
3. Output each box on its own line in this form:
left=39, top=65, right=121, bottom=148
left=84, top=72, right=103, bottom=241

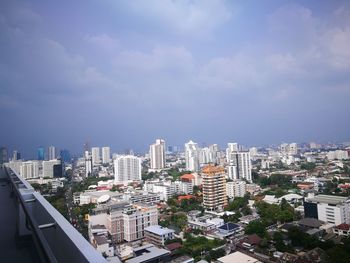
left=1, top=0, right=350, bottom=157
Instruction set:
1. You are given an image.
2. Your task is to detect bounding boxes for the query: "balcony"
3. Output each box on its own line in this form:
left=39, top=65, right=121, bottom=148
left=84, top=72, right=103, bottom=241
left=0, top=165, right=108, bottom=263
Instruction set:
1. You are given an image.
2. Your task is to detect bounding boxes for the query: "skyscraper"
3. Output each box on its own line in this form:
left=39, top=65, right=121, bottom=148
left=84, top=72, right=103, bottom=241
left=226, top=143, right=252, bottom=182
left=102, top=147, right=111, bottom=164
left=85, top=151, right=92, bottom=177
left=149, top=139, right=165, bottom=170
left=38, top=146, right=45, bottom=161
left=114, top=155, right=141, bottom=183
left=43, top=159, right=62, bottom=178
left=12, top=150, right=21, bottom=161
left=91, top=147, right=100, bottom=166
left=48, top=146, right=56, bottom=160
left=59, top=149, right=71, bottom=163
left=185, top=140, right=200, bottom=172
left=202, top=165, right=227, bottom=210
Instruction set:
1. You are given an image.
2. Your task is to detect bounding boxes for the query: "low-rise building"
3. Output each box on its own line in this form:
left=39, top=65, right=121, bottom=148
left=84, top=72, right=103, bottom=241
left=217, top=251, right=261, bottom=263
left=333, top=223, right=350, bottom=237
left=125, top=244, right=171, bottom=263
left=144, top=225, right=175, bottom=247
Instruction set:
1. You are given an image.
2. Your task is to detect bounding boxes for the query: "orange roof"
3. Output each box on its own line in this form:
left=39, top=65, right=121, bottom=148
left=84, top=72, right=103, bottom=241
left=180, top=173, right=195, bottom=180
left=202, top=165, right=225, bottom=174
left=178, top=195, right=194, bottom=201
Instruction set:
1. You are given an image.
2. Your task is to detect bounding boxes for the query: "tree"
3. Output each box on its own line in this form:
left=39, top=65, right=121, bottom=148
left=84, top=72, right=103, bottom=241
left=245, top=220, right=267, bottom=238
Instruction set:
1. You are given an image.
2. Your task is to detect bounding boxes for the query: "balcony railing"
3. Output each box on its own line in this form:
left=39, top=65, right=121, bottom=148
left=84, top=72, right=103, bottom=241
left=4, top=165, right=108, bottom=263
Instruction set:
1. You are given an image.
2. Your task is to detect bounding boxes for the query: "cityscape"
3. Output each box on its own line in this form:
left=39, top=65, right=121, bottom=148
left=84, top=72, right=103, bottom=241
left=1, top=1, right=350, bottom=263
left=1, top=140, right=350, bottom=263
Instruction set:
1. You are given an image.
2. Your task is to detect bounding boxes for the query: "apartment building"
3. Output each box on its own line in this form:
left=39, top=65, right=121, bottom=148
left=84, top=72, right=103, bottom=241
left=202, top=165, right=227, bottom=210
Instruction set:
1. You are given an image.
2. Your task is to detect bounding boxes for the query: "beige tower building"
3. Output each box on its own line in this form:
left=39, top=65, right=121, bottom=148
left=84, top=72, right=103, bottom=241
left=202, top=165, right=227, bottom=210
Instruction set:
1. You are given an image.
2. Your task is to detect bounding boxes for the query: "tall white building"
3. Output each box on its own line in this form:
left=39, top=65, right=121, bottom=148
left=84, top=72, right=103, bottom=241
left=226, top=143, right=252, bottom=182
left=114, top=155, right=142, bottom=183
left=91, top=147, right=100, bottom=166
left=20, top=161, right=39, bottom=179
left=48, top=146, right=56, bottom=160
left=185, top=140, right=200, bottom=172
left=102, top=147, right=111, bottom=164
left=85, top=151, right=92, bottom=177
left=149, top=139, right=165, bottom=170
left=42, top=159, right=61, bottom=178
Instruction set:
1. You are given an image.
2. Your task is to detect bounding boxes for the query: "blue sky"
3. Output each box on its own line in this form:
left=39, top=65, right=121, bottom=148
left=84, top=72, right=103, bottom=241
left=1, top=0, right=350, bottom=157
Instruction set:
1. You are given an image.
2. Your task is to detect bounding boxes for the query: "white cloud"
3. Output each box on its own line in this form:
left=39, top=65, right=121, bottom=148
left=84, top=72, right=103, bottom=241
left=85, top=34, right=120, bottom=52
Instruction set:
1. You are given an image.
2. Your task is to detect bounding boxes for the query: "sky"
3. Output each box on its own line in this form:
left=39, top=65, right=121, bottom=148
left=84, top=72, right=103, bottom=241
left=1, top=0, right=350, bottom=158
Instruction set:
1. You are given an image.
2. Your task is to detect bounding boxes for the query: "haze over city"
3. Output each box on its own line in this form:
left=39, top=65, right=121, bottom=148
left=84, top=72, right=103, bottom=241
left=1, top=0, right=350, bottom=157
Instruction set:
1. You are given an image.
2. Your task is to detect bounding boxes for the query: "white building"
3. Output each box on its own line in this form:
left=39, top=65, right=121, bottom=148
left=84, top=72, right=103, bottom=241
left=149, top=139, right=166, bottom=171
left=304, top=195, right=350, bottom=225
left=20, top=161, right=39, bottom=179
left=114, top=155, right=142, bottom=184
left=327, top=150, right=349, bottom=160
left=85, top=151, right=92, bottom=177
left=91, top=147, right=100, bottom=166
left=226, top=180, right=246, bottom=199
left=48, top=146, right=56, bottom=160
left=185, top=140, right=200, bottom=172
left=102, top=147, right=111, bottom=164
left=123, top=203, right=158, bottom=242
left=42, top=159, right=61, bottom=178
left=144, top=225, right=174, bottom=247
left=226, top=144, right=252, bottom=182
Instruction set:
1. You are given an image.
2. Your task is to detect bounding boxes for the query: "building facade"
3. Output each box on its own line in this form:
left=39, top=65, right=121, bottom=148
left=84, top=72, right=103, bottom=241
left=149, top=139, right=165, bottom=170
left=202, top=165, right=227, bottom=210
left=114, top=155, right=142, bottom=183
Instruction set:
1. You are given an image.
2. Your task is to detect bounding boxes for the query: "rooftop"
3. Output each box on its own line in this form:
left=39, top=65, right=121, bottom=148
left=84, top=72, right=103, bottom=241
left=145, top=225, right=175, bottom=236
left=201, top=165, right=225, bottom=175
left=306, top=194, right=349, bottom=205
left=126, top=244, right=170, bottom=263
left=217, top=251, right=262, bottom=263
left=298, top=218, right=325, bottom=228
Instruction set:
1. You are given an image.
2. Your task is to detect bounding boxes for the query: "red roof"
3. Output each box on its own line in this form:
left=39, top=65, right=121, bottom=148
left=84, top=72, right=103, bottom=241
left=166, top=242, right=182, bottom=251
left=339, top=184, right=350, bottom=189
left=180, top=174, right=195, bottom=180
left=336, top=223, right=350, bottom=231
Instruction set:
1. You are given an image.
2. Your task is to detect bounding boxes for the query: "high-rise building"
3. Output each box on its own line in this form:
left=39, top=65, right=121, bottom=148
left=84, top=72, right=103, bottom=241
left=102, top=147, right=111, bottom=164
left=149, top=139, right=165, bottom=170
left=185, top=140, right=199, bottom=172
left=114, top=155, right=142, bottom=183
left=12, top=150, right=21, bottom=161
left=48, top=146, right=56, bottom=160
left=38, top=146, right=45, bottom=161
left=42, top=159, right=62, bottom=178
left=85, top=151, right=92, bottom=177
left=91, top=147, right=100, bottom=166
left=0, top=146, right=9, bottom=164
left=226, top=143, right=252, bottom=182
left=20, top=161, right=39, bottom=179
left=59, top=149, right=71, bottom=163
left=202, top=165, right=227, bottom=210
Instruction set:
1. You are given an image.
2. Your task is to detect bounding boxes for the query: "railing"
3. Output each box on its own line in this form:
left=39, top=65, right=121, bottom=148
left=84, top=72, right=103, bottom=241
left=4, top=166, right=108, bottom=263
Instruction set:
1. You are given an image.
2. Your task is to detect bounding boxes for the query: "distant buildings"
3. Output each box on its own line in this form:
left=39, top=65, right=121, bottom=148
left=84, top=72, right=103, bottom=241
left=327, top=150, right=349, bottom=160
left=59, top=149, right=71, bottom=163
left=12, top=150, right=21, bottom=161
left=37, top=146, right=45, bottom=161
left=114, top=155, right=142, bottom=184
left=102, top=147, right=111, bottom=164
left=185, top=140, right=199, bottom=172
left=91, top=147, right=100, bottom=166
left=0, top=146, right=9, bottom=164
left=226, top=143, right=252, bottom=182
left=202, top=165, right=227, bottom=210
left=149, top=139, right=166, bottom=171
left=280, top=143, right=298, bottom=155
left=48, top=145, right=56, bottom=160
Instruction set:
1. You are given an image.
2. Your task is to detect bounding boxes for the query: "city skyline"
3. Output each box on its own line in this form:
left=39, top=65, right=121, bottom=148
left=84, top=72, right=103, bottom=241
left=1, top=0, right=350, bottom=158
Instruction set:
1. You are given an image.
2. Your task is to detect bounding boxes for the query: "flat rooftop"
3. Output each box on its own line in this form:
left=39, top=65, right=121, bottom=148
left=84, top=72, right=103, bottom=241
left=144, top=225, right=175, bottom=235
left=217, top=251, right=262, bottom=263
left=306, top=194, right=349, bottom=205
